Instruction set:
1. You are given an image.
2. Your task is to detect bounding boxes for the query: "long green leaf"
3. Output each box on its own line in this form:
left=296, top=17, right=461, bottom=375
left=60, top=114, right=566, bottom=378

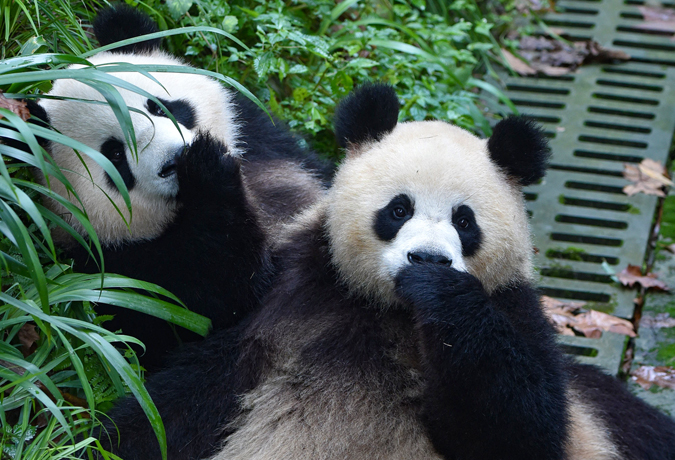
left=0, top=292, right=166, bottom=458
left=51, top=290, right=209, bottom=336
left=0, top=201, right=48, bottom=310
left=79, top=26, right=249, bottom=58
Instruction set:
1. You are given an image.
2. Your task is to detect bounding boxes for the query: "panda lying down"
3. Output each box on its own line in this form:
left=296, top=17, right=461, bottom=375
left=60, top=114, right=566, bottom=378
left=13, top=5, right=331, bottom=370
left=102, top=84, right=675, bottom=460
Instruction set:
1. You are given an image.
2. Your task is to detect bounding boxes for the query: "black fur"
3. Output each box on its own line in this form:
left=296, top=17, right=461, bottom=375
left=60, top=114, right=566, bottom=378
left=147, top=98, right=197, bottom=130
left=569, top=363, right=675, bottom=460
left=100, top=138, right=135, bottom=190
left=93, top=4, right=160, bottom=54
left=233, top=94, right=334, bottom=185
left=334, top=83, right=399, bottom=149
left=99, top=326, right=265, bottom=460
left=395, top=264, right=569, bottom=459
left=25, top=99, right=51, bottom=135
left=0, top=99, right=52, bottom=152
left=374, top=193, right=414, bottom=241
left=101, top=216, right=570, bottom=459
left=487, top=116, right=551, bottom=186
left=452, top=204, right=482, bottom=257
left=67, top=134, right=270, bottom=370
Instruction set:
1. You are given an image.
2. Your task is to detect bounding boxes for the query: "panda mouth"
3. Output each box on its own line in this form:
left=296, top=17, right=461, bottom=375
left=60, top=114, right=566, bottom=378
left=158, top=159, right=177, bottom=178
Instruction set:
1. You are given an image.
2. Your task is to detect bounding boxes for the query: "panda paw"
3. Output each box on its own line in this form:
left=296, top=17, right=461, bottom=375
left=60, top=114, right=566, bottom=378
left=395, top=264, right=488, bottom=323
left=176, top=133, right=242, bottom=198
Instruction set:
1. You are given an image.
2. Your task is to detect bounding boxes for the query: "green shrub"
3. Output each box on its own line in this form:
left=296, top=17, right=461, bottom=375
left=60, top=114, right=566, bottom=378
left=145, top=0, right=519, bottom=157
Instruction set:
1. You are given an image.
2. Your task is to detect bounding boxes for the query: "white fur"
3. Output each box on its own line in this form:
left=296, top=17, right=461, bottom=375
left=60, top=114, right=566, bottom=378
left=565, top=390, right=620, bottom=459
left=38, top=50, right=241, bottom=245
left=327, top=120, right=534, bottom=303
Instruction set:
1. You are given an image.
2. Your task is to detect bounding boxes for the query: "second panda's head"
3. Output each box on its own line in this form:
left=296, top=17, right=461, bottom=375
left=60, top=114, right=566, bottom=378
left=31, top=5, right=241, bottom=245
left=327, top=84, right=550, bottom=304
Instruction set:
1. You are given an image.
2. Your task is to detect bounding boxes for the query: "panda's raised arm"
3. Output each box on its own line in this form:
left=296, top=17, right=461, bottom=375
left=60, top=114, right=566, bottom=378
left=395, top=265, right=569, bottom=460
left=68, top=134, right=267, bottom=367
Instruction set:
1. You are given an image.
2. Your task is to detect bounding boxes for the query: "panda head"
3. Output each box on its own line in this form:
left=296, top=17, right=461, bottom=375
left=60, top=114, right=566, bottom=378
left=32, top=4, right=241, bottom=245
left=328, top=83, right=550, bottom=304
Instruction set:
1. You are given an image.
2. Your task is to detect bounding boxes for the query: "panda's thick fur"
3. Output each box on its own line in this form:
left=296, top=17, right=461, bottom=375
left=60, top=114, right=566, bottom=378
left=101, top=84, right=675, bottom=460
left=17, top=5, right=331, bottom=370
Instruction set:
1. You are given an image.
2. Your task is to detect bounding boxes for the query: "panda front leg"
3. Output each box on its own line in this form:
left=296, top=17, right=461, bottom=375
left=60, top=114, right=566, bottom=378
left=111, top=133, right=268, bottom=330
left=395, top=264, right=569, bottom=460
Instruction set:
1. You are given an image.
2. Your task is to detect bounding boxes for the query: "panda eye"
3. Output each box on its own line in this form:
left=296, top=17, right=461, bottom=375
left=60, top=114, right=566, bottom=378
left=392, top=206, right=407, bottom=219
left=146, top=99, right=165, bottom=117
left=100, top=139, right=126, bottom=163
left=457, top=217, right=470, bottom=229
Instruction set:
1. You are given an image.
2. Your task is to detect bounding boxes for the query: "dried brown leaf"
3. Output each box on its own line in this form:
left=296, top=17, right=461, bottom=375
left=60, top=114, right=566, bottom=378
left=541, top=295, right=585, bottom=314
left=532, top=63, right=574, bottom=76
left=631, top=365, right=675, bottom=390
left=623, top=159, right=673, bottom=197
left=617, top=264, right=669, bottom=291
left=639, top=5, right=675, bottom=22
left=541, top=296, right=636, bottom=337
left=514, top=36, right=629, bottom=76
left=636, top=6, right=675, bottom=33
left=575, top=40, right=631, bottom=64
left=665, top=243, right=675, bottom=254
left=519, top=36, right=558, bottom=51
left=549, top=313, right=577, bottom=335
left=640, top=313, right=675, bottom=329
left=501, top=49, right=536, bottom=76
left=0, top=92, right=30, bottom=121
left=18, top=323, right=39, bottom=358
left=574, top=310, right=636, bottom=338
left=623, top=182, right=667, bottom=197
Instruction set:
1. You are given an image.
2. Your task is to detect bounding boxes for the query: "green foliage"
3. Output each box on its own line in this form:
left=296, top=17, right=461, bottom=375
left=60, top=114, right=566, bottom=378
left=0, top=2, right=238, bottom=459
left=142, top=0, right=519, bottom=158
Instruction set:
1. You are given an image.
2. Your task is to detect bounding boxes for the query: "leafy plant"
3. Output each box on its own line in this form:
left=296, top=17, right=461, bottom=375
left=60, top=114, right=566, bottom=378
left=0, top=2, right=241, bottom=459
left=143, top=0, right=518, bottom=158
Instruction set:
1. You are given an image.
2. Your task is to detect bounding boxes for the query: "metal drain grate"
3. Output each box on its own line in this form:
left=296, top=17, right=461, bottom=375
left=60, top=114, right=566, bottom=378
left=491, top=0, right=675, bottom=374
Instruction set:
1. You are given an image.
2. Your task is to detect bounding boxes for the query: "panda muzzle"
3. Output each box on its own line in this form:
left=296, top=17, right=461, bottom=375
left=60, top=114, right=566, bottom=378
left=158, top=148, right=185, bottom=178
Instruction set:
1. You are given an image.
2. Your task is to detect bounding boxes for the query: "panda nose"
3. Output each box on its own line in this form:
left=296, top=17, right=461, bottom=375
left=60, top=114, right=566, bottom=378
left=407, top=252, right=452, bottom=266
left=158, top=147, right=186, bottom=178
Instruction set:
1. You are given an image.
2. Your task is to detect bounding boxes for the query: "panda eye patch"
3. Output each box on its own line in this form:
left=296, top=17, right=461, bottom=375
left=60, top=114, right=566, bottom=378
left=452, top=205, right=482, bottom=257
left=374, top=194, right=414, bottom=242
left=100, top=139, right=125, bottom=162
left=100, top=138, right=135, bottom=191
left=146, top=99, right=165, bottom=117
left=146, top=97, right=197, bottom=130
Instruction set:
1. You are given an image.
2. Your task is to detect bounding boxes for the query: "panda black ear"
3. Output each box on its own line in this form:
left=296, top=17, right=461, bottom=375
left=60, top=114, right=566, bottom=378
left=93, top=4, right=161, bottom=54
left=0, top=100, right=51, bottom=151
left=487, top=116, right=551, bottom=186
left=25, top=100, right=50, bottom=128
left=334, top=83, right=399, bottom=150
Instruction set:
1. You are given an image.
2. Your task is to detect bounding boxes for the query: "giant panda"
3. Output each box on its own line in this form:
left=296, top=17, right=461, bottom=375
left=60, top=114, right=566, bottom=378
left=99, top=83, right=675, bottom=460
left=13, top=5, right=331, bottom=370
